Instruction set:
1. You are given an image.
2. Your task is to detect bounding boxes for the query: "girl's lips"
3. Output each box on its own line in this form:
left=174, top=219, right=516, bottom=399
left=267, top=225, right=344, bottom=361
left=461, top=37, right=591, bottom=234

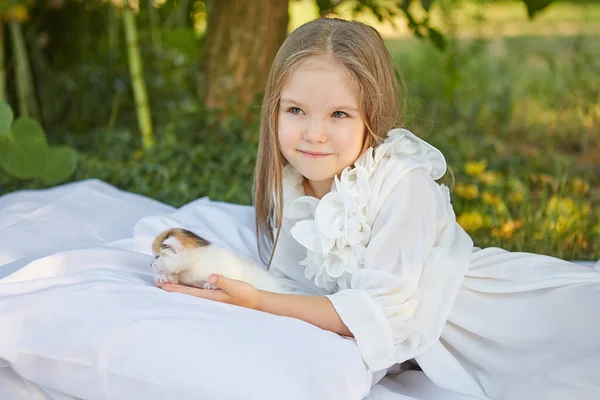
left=298, top=150, right=332, bottom=158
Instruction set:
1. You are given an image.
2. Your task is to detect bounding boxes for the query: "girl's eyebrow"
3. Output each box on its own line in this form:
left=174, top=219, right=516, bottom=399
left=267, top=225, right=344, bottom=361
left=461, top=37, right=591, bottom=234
left=279, top=97, right=359, bottom=111
left=280, top=97, right=301, bottom=105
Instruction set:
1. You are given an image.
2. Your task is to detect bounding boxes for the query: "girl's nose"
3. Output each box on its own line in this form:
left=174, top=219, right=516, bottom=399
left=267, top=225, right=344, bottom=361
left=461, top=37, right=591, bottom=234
left=303, top=117, right=328, bottom=143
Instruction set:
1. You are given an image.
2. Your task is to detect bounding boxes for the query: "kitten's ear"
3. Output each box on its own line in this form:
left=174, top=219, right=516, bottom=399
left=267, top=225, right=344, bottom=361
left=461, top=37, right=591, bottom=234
left=179, top=229, right=211, bottom=247
left=152, top=231, right=170, bottom=255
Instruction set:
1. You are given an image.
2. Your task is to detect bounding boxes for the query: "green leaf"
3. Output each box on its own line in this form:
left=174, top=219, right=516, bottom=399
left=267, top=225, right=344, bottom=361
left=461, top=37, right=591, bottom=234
left=398, top=0, right=411, bottom=12
left=0, top=136, right=7, bottom=157
left=521, top=0, right=554, bottom=19
left=40, top=145, right=78, bottom=186
left=0, top=0, right=11, bottom=14
left=1, top=117, right=49, bottom=179
left=0, top=102, right=13, bottom=137
left=316, top=0, right=336, bottom=14
left=420, top=0, right=435, bottom=12
left=428, top=27, right=446, bottom=51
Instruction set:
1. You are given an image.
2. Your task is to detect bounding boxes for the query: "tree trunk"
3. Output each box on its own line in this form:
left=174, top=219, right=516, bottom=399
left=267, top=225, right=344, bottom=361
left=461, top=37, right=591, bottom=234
left=202, top=0, right=289, bottom=119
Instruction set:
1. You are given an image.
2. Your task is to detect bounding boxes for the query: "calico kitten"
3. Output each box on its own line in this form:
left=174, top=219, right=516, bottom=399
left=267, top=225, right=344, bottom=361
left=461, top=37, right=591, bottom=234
left=151, top=228, right=285, bottom=293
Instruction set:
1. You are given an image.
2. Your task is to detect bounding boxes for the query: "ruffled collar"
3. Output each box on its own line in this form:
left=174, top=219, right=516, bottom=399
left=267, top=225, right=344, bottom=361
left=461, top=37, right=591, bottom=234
left=281, top=129, right=446, bottom=293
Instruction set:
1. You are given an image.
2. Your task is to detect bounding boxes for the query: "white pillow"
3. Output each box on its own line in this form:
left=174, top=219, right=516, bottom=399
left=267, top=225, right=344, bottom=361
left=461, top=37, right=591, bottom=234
left=0, top=246, right=373, bottom=400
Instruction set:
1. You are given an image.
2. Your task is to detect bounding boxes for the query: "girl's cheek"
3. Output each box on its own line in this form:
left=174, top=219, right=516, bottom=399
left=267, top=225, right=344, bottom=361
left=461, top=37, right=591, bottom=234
left=278, top=115, right=295, bottom=135
left=277, top=129, right=296, bottom=157
left=279, top=116, right=304, bottom=139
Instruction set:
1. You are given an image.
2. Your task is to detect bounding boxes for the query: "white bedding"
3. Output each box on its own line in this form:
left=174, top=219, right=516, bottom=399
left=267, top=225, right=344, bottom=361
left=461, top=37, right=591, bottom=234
left=0, top=179, right=597, bottom=400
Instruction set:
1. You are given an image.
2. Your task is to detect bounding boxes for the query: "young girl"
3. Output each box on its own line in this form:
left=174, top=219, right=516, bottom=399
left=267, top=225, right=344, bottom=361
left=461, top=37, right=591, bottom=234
left=158, top=18, right=600, bottom=399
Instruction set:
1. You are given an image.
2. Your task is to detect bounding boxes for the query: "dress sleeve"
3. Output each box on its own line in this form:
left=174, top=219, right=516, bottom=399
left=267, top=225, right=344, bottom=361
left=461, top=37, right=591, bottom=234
left=326, top=167, right=473, bottom=371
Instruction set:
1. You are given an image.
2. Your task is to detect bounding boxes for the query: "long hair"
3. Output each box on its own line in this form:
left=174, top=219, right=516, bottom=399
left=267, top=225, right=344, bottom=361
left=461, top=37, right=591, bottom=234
left=253, top=17, right=405, bottom=267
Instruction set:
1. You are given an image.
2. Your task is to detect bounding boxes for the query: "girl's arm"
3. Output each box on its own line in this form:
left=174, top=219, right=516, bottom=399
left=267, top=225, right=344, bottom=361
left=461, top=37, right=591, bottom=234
left=256, top=290, right=353, bottom=337
left=157, top=276, right=353, bottom=337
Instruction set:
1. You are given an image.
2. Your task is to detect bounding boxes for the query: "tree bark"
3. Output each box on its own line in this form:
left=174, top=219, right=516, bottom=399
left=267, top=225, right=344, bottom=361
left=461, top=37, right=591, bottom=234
left=202, top=0, right=289, bottom=119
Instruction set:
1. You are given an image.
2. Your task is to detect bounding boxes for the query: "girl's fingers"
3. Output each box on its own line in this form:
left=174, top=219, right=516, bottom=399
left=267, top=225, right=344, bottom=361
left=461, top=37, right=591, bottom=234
left=160, top=283, right=196, bottom=295
left=207, top=274, right=231, bottom=291
left=160, top=283, right=230, bottom=303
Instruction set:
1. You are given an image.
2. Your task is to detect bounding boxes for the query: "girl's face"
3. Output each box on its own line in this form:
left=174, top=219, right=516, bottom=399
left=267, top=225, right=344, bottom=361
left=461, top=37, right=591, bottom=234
left=278, top=56, right=366, bottom=198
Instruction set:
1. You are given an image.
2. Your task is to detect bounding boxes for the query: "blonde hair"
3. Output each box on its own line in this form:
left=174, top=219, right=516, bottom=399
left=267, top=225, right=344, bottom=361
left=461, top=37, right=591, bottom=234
left=253, top=17, right=405, bottom=266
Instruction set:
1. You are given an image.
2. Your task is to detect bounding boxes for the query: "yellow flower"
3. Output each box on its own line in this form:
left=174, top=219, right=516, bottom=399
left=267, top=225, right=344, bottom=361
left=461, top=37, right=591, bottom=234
left=457, top=212, right=484, bottom=232
left=491, top=219, right=524, bottom=240
left=7, top=5, right=29, bottom=22
left=510, top=191, right=524, bottom=203
left=545, top=196, right=576, bottom=217
left=570, top=177, right=590, bottom=197
left=465, top=160, right=488, bottom=176
left=478, top=171, right=501, bottom=185
left=495, top=201, right=507, bottom=214
left=454, top=184, right=479, bottom=200
left=482, top=191, right=501, bottom=205
left=481, top=191, right=507, bottom=213
left=546, top=216, right=573, bottom=233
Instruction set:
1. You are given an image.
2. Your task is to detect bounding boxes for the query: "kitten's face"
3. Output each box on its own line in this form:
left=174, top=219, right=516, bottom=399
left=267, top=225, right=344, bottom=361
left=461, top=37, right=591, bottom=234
left=151, top=228, right=209, bottom=274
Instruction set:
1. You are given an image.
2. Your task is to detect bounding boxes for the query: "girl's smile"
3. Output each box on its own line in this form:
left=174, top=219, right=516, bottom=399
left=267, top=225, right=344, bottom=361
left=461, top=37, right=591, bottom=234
left=297, top=150, right=333, bottom=158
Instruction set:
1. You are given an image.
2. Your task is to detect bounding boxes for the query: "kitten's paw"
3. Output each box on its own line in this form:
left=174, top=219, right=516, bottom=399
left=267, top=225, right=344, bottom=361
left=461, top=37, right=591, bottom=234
left=157, top=274, right=178, bottom=284
left=203, top=282, right=220, bottom=290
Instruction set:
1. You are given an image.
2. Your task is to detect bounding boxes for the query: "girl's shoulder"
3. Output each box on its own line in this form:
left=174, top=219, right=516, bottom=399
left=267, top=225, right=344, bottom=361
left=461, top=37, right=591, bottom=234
left=356, top=128, right=447, bottom=182
left=356, top=128, right=448, bottom=213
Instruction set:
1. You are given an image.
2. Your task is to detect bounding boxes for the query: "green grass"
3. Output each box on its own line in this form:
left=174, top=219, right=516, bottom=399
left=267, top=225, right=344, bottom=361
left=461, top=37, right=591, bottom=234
left=384, top=31, right=599, bottom=259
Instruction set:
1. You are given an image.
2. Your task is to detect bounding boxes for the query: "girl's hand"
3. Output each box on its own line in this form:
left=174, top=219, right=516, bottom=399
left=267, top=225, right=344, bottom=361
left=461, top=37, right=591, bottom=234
left=156, top=275, right=260, bottom=310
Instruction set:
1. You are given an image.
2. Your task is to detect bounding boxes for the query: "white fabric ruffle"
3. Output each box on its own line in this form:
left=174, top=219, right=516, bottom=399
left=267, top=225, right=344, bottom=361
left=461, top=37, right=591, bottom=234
left=284, top=128, right=450, bottom=294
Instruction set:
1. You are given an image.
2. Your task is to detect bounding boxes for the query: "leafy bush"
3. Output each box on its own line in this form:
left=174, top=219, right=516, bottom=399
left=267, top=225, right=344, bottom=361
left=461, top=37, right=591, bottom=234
left=0, top=102, right=78, bottom=185
left=69, top=117, right=256, bottom=208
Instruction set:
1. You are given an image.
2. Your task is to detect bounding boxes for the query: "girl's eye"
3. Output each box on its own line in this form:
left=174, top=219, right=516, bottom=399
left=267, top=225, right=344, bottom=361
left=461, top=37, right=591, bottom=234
left=333, top=111, right=349, bottom=118
left=288, top=107, right=303, bottom=115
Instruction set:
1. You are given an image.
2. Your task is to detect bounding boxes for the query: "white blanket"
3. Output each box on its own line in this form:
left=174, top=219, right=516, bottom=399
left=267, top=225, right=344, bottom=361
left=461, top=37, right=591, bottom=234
left=0, top=179, right=597, bottom=400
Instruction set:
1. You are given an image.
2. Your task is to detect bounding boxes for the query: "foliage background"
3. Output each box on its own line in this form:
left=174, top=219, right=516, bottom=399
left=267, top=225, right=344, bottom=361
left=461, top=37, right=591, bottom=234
left=0, top=0, right=598, bottom=259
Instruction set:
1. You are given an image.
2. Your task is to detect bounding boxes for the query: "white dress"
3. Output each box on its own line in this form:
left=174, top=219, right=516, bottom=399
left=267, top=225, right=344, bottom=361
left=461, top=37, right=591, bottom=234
left=269, top=129, right=600, bottom=400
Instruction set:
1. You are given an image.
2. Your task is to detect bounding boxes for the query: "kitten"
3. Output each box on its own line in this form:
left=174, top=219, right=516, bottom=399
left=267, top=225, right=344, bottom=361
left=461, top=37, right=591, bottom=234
left=151, top=228, right=285, bottom=293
